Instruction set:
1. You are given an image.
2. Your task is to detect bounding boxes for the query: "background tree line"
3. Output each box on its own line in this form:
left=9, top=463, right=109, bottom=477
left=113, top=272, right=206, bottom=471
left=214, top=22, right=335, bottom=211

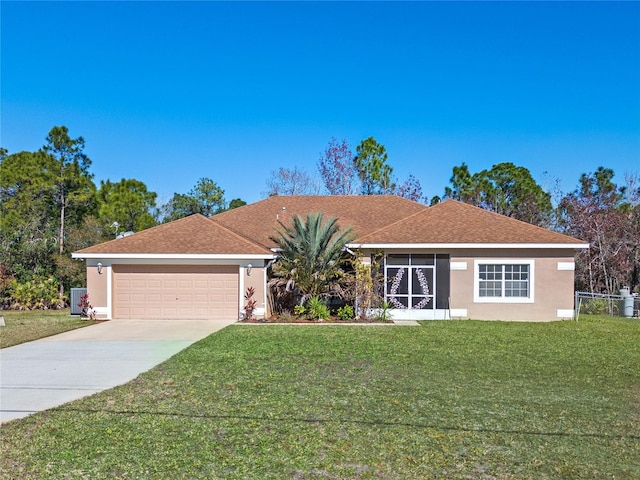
left=1, top=127, right=638, bottom=309
left=0, top=126, right=245, bottom=308
left=266, top=136, right=640, bottom=296
left=265, top=137, right=425, bottom=202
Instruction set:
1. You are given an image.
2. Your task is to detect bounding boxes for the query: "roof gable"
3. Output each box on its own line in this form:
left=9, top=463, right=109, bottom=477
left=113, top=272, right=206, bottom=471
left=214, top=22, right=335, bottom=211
left=74, top=214, right=272, bottom=255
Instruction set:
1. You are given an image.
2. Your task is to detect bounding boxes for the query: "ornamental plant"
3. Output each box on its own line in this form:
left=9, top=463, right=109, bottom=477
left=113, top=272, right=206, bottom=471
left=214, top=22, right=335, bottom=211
left=375, top=301, right=392, bottom=322
left=78, top=293, right=96, bottom=320
left=243, top=287, right=257, bottom=321
left=342, top=250, right=386, bottom=320
left=268, top=212, right=355, bottom=309
left=306, top=296, right=330, bottom=321
left=336, top=305, right=355, bottom=321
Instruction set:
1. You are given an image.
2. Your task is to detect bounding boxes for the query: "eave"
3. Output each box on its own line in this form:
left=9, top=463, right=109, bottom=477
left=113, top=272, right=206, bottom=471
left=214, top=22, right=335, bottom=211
left=71, top=253, right=277, bottom=260
left=347, top=243, right=590, bottom=250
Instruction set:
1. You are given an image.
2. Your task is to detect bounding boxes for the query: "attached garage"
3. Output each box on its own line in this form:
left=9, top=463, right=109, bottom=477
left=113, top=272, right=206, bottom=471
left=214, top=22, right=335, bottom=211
left=72, top=214, right=275, bottom=321
left=113, top=265, right=239, bottom=320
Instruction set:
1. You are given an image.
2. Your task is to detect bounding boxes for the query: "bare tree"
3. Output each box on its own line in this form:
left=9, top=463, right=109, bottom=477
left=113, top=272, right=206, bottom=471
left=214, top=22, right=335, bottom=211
left=560, top=167, right=639, bottom=294
left=263, top=166, right=321, bottom=196
left=395, top=174, right=425, bottom=203
left=317, top=138, right=359, bottom=195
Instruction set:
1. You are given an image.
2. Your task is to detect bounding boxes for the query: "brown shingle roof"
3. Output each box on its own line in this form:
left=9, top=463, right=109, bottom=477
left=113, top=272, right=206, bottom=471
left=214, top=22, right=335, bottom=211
left=356, top=199, right=585, bottom=245
left=74, top=196, right=586, bottom=257
left=212, top=195, right=428, bottom=249
left=75, top=214, right=272, bottom=255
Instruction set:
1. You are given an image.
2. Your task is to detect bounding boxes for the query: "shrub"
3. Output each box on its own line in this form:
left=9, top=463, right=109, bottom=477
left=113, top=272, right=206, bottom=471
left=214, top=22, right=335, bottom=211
left=293, top=304, right=306, bottom=316
left=7, top=276, right=60, bottom=309
left=307, top=296, right=330, bottom=320
left=580, top=298, right=619, bottom=316
left=345, top=251, right=385, bottom=320
left=0, top=264, right=13, bottom=307
left=374, top=300, right=392, bottom=322
left=581, top=298, right=608, bottom=315
left=336, top=305, right=355, bottom=321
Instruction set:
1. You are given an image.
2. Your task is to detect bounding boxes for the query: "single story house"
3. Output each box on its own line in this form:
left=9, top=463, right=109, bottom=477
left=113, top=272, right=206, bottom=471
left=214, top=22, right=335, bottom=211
left=72, top=196, right=588, bottom=321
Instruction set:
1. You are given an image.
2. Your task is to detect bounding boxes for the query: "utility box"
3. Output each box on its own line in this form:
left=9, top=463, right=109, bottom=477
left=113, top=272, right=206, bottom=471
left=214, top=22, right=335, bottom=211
left=70, top=288, right=87, bottom=315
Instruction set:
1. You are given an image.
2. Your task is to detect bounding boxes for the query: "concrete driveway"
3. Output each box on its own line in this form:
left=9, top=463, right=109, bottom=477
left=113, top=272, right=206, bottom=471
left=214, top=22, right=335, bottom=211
left=0, top=319, right=234, bottom=423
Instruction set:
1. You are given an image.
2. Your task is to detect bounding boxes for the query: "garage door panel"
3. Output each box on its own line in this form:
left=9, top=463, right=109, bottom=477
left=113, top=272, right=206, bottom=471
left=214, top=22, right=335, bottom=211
left=193, top=293, right=209, bottom=303
left=132, top=290, right=147, bottom=299
left=130, top=306, right=147, bottom=317
left=130, top=279, right=147, bottom=288
left=178, top=293, right=194, bottom=303
left=210, top=292, right=226, bottom=302
left=162, top=307, right=178, bottom=317
left=163, top=279, right=178, bottom=289
left=113, top=265, right=239, bottom=320
left=161, top=292, right=176, bottom=303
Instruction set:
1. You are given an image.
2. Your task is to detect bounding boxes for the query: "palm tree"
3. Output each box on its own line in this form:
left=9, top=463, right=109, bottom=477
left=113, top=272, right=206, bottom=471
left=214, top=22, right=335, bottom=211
left=269, top=212, right=355, bottom=308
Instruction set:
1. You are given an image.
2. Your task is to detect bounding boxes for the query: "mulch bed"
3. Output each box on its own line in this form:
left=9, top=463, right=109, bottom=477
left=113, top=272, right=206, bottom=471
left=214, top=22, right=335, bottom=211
left=240, top=316, right=389, bottom=324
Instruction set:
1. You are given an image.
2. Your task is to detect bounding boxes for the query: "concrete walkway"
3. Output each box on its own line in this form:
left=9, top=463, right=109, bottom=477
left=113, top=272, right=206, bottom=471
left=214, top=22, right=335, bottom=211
left=0, top=319, right=234, bottom=423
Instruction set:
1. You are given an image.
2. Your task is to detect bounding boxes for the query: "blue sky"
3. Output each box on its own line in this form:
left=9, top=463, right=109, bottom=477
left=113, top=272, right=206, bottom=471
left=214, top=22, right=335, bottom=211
left=2, top=1, right=639, bottom=206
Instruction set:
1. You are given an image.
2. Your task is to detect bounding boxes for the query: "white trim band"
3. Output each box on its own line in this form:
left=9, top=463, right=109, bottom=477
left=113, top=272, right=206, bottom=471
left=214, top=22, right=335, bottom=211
left=349, top=243, right=589, bottom=250
left=450, top=261, right=468, bottom=271
left=557, top=262, right=575, bottom=271
left=557, top=309, right=575, bottom=318
left=72, top=253, right=276, bottom=260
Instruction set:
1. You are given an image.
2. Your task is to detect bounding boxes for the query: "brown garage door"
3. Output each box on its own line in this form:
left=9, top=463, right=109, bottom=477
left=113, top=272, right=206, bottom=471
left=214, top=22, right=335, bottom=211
left=113, top=265, right=239, bottom=319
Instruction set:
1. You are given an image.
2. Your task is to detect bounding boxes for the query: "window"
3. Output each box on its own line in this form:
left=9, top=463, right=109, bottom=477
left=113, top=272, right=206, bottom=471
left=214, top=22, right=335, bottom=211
left=474, top=260, right=534, bottom=303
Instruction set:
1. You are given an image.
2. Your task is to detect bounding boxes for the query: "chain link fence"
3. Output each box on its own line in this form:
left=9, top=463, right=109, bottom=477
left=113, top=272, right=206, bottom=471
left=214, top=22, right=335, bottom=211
left=575, top=291, right=640, bottom=318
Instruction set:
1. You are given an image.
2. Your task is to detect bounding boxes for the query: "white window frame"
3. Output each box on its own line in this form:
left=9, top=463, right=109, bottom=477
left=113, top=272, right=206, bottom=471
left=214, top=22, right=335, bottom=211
left=474, top=259, right=535, bottom=304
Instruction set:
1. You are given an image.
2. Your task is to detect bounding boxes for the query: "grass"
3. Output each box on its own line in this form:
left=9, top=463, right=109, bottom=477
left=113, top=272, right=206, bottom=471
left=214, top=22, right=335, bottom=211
left=1, top=315, right=639, bottom=479
left=0, top=309, right=98, bottom=348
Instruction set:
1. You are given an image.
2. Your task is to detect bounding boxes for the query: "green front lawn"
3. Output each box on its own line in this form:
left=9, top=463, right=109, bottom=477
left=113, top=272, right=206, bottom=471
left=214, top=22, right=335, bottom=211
left=1, top=316, right=639, bottom=478
left=0, top=310, right=98, bottom=348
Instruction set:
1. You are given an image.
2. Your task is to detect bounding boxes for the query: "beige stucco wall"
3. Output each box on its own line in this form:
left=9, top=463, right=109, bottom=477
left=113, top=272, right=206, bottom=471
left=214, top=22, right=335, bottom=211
left=357, top=248, right=577, bottom=321
left=242, top=266, right=266, bottom=318
left=450, top=249, right=576, bottom=321
left=86, top=264, right=109, bottom=319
